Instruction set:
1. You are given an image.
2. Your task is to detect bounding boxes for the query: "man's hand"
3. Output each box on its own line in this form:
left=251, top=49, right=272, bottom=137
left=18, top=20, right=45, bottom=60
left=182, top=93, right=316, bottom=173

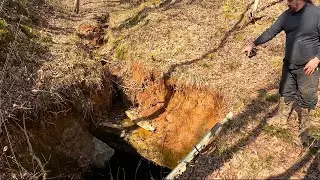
left=304, top=57, right=320, bottom=75
left=242, top=43, right=255, bottom=57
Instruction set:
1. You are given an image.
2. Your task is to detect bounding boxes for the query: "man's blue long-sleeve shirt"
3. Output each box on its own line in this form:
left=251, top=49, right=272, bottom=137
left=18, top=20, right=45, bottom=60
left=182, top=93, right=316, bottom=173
left=254, top=3, right=320, bottom=66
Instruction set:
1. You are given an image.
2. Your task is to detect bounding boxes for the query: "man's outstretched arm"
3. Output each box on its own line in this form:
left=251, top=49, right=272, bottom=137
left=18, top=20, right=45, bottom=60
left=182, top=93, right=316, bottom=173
left=243, top=11, right=287, bottom=56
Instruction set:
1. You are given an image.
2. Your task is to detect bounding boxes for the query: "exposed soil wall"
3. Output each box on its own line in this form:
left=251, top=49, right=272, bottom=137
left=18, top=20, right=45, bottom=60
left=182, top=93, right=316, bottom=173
left=119, top=63, right=226, bottom=168
left=0, top=0, right=228, bottom=175
left=0, top=72, right=115, bottom=179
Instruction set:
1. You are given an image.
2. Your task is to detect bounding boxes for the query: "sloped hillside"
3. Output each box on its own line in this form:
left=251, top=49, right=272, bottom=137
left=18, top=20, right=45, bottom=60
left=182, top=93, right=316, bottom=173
left=1, top=0, right=320, bottom=179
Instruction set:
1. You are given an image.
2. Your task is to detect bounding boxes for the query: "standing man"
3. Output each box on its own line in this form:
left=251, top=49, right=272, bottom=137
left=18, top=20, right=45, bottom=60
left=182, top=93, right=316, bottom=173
left=243, top=0, right=320, bottom=145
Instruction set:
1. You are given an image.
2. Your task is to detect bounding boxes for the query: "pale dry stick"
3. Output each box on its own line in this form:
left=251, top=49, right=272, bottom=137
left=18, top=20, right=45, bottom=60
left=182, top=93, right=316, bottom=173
left=134, top=158, right=142, bottom=180
left=123, top=168, right=126, bottom=180
left=0, top=129, right=14, bottom=175
left=117, top=166, right=120, bottom=180
left=22, top=116, right=47, bottom=180
left=249, top=0, right=260, bottom=21
left=12, top=119, right=43, bottom=178
left=48, top=108, right=72, bottom=118
left=3, top=122, right=26, bottom=174
left=107, top=160, right=114, bottom=180
left=74, top=0, right=80, bottom=13
left=32, top=89, right=66, bottom=102
left=110, top=79, right=145, bottom=90
left=252, top=0, right=259, bottom=13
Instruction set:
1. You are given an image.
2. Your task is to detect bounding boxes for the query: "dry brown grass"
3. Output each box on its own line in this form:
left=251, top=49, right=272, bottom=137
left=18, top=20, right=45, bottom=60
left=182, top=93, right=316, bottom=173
left=0, top=0, right=114, bottom=178
left=0, top=0, right=65, bottom=178
left=1, top=0, right=320, bottom=179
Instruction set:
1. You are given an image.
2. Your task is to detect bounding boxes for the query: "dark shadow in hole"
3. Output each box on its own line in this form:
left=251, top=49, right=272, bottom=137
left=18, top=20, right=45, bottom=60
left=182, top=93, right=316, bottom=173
left=84, top=149, right=171, bottom=180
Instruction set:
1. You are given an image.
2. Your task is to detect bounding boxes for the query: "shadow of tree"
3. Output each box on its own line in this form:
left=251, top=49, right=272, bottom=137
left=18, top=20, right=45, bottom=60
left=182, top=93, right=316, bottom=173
left=265, top=149, right=315, bottom=179
left=304, top=152, right=320, bottom=179
left=111, top=0, right=185, bottom=31
left=265, top=142, right=319, bottom=179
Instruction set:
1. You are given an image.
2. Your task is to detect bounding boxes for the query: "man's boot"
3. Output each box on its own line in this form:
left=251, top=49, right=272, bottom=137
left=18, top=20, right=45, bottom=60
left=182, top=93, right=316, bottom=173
left=299, top=108, right=320, bottom=147
left=268, top=97, right=295, bottom=126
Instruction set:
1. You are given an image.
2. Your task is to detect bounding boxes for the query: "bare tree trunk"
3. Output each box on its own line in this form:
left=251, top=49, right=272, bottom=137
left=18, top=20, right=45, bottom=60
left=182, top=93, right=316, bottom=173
left=74, top=0, right=80, bottom=13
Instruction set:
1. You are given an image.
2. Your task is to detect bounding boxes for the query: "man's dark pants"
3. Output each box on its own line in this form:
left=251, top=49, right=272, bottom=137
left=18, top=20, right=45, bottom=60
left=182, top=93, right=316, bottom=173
left=280, top=63, right=319, bottom=109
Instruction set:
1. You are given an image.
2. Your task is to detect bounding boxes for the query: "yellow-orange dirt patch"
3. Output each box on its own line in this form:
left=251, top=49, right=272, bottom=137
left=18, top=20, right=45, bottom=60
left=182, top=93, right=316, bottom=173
left=126, top=63, right=226, bottom=168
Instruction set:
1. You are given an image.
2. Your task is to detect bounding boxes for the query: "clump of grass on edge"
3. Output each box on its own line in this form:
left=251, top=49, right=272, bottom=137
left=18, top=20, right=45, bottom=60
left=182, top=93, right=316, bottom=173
left=257, top=89, right=280, bottom=102
left=263, top=125, right=294, bottom=142
left=114, top=44, right=126, bottom=60
left=20, top=24, right=37, bottom=38
left=264, top=93, right=280, bottom=102
left=40, top=35, right=54, bottom=43
left=0, top=18, right=8, bottom=29
left=0, top=18, right=12, bottom=41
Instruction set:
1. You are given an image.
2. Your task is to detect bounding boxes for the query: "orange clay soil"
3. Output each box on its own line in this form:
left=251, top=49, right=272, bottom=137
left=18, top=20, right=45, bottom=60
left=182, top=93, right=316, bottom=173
left=124, top=63, right=226, bottom=168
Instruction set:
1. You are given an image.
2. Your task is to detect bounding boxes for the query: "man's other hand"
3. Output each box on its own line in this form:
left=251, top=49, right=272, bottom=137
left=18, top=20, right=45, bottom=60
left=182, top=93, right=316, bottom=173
left=242, top=43, right=255, bottom=57
left=304, top=57, right=320, bottom=75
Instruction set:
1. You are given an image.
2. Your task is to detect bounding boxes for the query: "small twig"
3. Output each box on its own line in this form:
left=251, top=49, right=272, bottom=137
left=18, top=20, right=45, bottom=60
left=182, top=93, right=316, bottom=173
left=3, top=121, right=25, bottom=173
left=117, top=166, right=120, bottom=180
left=123, top=167, right=126, bottom=180
left=48, top=108, right=72, bottom=116
left=135, top=158, right=142, bottom=180
left=0, top=140, right=13, bottom=175
left=110, top=78, right=145, bottom=90
left=107, top=161, right=113, bottom=180
left=31, top=89, right=66, bottom=102
left=22, top=115, right=47, bottom=180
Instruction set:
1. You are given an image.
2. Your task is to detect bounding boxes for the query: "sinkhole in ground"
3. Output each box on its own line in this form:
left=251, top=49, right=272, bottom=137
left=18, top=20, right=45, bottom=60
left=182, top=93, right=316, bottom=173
left=85, top=149, right=171, bottom=180
left=2, top=65, right=226, bottom=179
left=85, top=83, right=172, bottom=180
left=83, top=67, right=226, bottom=179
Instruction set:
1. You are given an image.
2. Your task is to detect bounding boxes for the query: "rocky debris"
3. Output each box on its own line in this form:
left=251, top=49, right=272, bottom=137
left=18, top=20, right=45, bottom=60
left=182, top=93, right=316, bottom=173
left=91, top=137, right=114, bottom=169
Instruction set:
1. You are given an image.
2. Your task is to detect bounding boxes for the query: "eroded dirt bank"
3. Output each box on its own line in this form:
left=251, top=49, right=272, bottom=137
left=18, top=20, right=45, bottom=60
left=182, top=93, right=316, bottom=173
left=117, top=63, right=226, bottom=168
